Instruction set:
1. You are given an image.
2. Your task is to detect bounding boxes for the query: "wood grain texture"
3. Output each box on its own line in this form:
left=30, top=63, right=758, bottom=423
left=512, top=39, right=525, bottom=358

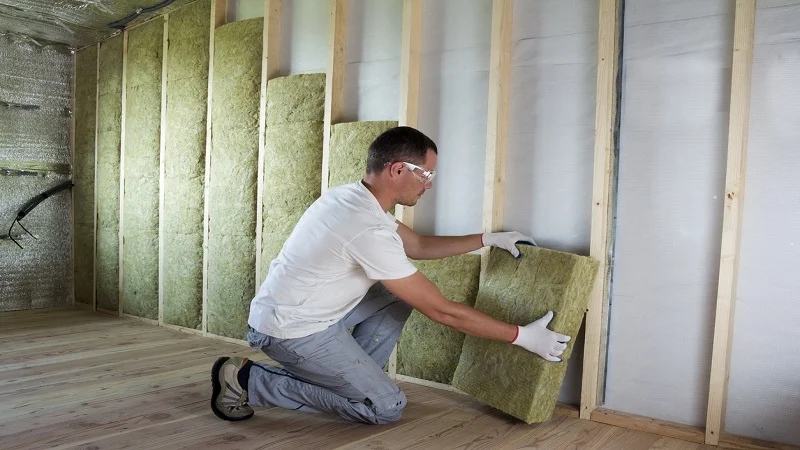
left=118, top=29, right=129, bottom=318
left=255, top=0, right=283, bottom=292
left=705, top=0, right=756, bottom=445
left=158, top=15, right=169, bottom=325
left=581, top=0, right=622, bottom=420
left=1, top=308, right=749, bottom=450
left=202, top=0, right=223, bottom=336
left=321, top=0, right=347, bottom=194
left=592, top=408, right=706, bottom=444
left=393, top=0, right=422, bottom=229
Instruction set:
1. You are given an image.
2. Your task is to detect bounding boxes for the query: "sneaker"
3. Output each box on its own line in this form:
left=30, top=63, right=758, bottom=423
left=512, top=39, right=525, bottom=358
left=211, top=356, right=254, bottom=421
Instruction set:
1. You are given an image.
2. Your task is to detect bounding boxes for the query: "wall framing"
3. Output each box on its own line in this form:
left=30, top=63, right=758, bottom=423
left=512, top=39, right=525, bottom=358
left=255, top=0, right=283, bottom=293
left=705, top=0, right=756, bottom=445
left=580, top=0, right=622, bottom=421
left=320, top=0, right=347, bottom=194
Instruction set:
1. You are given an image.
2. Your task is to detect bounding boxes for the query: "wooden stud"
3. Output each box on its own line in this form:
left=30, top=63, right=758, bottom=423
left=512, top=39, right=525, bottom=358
left=158, top=15, right=169, bottom=326
left=389, top=0, right=422, bottom=380
left=321, top=0, right=347, bottom=194
left=481, top=0, right=513, bottom=274
left=203, top=1, right=226, bottom=336
left=394, top=0, right=422, bottom=229
left=705, top=0, right=756, bottom=445
left=93, top=42, right=100, bottom=312
left=70, top=50, right=77, bottom=307
left=255, top=0, right=283, bottom=293
left=118, top=29, right=128, bottom=318
left=590, top=408, right=706, bottom=445
left=580, top=0, right=622, bottom=420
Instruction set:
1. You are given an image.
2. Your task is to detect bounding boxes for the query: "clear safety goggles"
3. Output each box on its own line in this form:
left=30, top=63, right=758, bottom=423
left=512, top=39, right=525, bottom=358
left=402, top=162, right=436, bottom=184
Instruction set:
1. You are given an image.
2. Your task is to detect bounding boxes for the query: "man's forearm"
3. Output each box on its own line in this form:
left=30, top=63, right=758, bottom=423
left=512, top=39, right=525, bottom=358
left=413, top=234, right=483, bottom=260
left=435, top=302, right=517, bottom=343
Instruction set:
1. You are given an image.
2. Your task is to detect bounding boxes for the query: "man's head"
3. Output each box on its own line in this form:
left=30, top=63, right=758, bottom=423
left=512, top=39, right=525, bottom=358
left=365, top=126, right=438, bottom=207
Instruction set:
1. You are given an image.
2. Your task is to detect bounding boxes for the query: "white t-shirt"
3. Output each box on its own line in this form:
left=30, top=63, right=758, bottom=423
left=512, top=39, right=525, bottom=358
left=248, top=181, right=418, bottom=339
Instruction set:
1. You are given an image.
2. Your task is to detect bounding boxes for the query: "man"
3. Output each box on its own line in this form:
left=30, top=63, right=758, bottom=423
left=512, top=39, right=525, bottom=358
left=210, top=126, right=570, bottom=424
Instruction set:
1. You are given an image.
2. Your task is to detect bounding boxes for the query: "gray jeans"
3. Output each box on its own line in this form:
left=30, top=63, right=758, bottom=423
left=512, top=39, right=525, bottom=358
left=246, top=283, right=413, bottom=424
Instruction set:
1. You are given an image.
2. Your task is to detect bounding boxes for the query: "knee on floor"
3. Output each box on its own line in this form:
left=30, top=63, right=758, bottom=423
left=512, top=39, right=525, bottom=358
left=368, top=389, right=407, bottom=424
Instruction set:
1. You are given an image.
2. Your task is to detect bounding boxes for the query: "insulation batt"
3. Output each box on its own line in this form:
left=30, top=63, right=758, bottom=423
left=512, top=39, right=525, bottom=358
left=452, top=246, right=598, bottom=423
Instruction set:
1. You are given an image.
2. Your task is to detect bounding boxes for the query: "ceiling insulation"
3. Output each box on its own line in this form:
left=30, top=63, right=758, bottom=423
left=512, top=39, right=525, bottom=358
left=0, top=0, right=196, bottom=48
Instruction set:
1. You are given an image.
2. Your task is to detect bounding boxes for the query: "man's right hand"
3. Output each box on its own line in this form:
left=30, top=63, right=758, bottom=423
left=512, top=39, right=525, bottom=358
left=510, top=311, right=570, bottom=362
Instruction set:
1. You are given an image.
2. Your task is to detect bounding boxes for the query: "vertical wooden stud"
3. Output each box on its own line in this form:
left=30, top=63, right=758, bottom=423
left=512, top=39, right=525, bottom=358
left=118, top=30, right=129, bottom=318
left=580, top=0, right=623, bottom=420
left=321, top=0, right=347, bottom=194
left=481, top=0, right=513, bottom=273
left=389, top=0, right=423, bottom=379
left=705, top=0, right=756, bottom=444
left=158, top=15, right=169, bottom=326
left=204, top=0, right=227, bottom=336
left=93, top=42, right=101, bottom=312
left=255, top=0, right=283, bottom=293
left=394, top=0, right=422, bottom=229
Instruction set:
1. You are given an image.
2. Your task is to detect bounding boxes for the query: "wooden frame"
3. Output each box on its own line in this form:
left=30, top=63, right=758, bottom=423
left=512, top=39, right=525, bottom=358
left=118, top=29, right=129, bottom=318
left=705, top=0, right=756, bottom=445
left=388, top=0, right=422, bottom=381
left=203, top=0, right=227, bottom=336
left=482, top=0, right=513, bottom=260
left=93, top=42, right=101, bottom=313
left=580, top=0, right=622, bottom=420
left=320, top=0, right=347, bottom=194
left=158, top=15, right=169, bottom=326
left=255, top=0, right=283, bottom=293
left=393, top=0, right=422, bottom=228
left=70, top=51, right=77, bottom=308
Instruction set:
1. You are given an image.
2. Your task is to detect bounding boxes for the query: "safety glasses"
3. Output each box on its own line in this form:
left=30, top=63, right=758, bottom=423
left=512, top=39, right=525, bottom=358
left=402, top=162, right=436, bottom=184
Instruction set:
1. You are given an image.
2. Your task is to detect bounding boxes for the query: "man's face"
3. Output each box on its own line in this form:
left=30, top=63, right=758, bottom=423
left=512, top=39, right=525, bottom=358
left=397, top=149, right=437, bottom=207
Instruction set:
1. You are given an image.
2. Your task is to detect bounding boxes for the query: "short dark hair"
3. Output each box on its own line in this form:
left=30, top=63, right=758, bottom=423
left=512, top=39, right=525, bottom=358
left=366, top=126, right=437, bottom=174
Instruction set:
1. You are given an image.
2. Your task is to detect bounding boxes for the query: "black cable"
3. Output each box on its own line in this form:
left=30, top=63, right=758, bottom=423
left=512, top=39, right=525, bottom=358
left=1, top=180, right=73, bottom=249
left=107, top=0, right=176, bottom=30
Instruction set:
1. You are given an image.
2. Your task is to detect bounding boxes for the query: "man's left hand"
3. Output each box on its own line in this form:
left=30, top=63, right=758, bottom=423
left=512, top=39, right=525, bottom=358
left=481, top=231, right=537, bottom=258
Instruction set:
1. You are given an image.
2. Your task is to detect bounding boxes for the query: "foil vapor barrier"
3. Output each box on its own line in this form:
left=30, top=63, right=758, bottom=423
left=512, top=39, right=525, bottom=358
left=0, top=36, right=73, bottom=311
left=0, top=174, right=73, bottom=311
left=0, top=37, right=71, bottom=165
left=0, top=0, right=196, bottom=48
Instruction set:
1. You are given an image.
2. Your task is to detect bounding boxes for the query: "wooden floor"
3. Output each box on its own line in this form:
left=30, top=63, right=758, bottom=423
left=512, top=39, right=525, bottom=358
left=0, top=308, right=722, bottom=450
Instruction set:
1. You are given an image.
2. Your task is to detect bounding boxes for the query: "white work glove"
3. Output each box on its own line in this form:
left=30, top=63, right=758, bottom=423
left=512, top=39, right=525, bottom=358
left=481, top=231, right=537, bottom=258
left=510, top=311, right=570, bottom=362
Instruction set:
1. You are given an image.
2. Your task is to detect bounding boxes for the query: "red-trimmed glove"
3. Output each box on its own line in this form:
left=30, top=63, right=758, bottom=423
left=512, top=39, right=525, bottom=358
left=510, top=311, right=570, bottom=362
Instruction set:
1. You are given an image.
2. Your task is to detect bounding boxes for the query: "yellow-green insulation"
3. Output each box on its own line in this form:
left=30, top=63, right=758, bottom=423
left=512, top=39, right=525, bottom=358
left=328, top=121, right=398, bottom=188
left=73, top=46, right=97, bottom=305
left=207, top=18, right=263, bottom=339
left=397, top=254, right=482, bottom=383
left=163, top=0, right=210, bottom=329
left=96, top=34, right=123, bottom=312
left=451, top=246, right=598, bottom=423
left=260, top=74, right=325, bottom=278
left=122, top=18, right=163, bottom=320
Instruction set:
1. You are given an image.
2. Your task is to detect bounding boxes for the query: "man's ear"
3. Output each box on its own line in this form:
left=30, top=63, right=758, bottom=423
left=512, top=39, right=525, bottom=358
left=389, top=161, right=404, bottom=177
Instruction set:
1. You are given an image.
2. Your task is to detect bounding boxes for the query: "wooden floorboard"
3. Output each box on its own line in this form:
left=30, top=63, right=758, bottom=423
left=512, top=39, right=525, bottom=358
left=0, top=308, right=739, bottom=450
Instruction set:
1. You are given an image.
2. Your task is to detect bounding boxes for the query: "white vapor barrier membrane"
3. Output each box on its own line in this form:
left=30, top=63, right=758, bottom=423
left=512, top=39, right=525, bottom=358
left=344, top=0, right=401, bottom=121
left=414, top=0, right=490, bottom=236
left=0, top=39, right=73, bottom=312
left=604, top=0, right=734, bottom=426
left=725, top=2, right=800, bottom=445
left=280, top=0, right=329, bottom=75
left=503, top=0, right=599, bottom=405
